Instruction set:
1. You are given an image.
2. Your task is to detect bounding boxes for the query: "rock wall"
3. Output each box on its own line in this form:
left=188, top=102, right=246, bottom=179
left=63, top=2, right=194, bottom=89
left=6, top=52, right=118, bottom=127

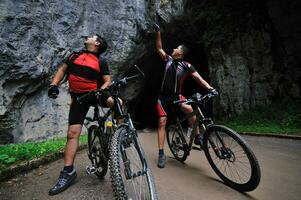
left=202, top=0, right=301, bottom=118
left=0, top=0, right=185, bottom=143
left=0, top=0, right=300, bottom=143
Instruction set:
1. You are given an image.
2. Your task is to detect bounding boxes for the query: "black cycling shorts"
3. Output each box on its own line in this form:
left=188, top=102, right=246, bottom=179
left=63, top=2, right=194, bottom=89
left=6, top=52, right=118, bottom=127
left=68, top=91, right=111, bottom=125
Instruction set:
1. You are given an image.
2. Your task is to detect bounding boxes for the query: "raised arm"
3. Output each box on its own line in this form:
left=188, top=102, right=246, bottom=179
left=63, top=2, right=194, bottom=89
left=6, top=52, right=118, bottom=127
left=154, top=24, right=167, bottom=61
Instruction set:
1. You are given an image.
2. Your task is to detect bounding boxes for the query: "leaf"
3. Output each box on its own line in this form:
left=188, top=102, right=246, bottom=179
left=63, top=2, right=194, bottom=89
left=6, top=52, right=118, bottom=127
left=0, top=154, right=9, bottom=161
left=5, top=157, right=17, bottom=164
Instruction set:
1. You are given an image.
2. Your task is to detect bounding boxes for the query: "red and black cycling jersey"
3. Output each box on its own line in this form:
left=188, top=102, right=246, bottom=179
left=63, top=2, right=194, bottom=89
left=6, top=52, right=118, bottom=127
left=160, top=55, right=196, bottom=95
left=64, top=50, right=110, bottom=93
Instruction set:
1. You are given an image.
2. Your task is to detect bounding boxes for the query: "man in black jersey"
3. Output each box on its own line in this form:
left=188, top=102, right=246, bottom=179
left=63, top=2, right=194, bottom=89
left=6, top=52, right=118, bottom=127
left=154, top=24, right=217, bottom=168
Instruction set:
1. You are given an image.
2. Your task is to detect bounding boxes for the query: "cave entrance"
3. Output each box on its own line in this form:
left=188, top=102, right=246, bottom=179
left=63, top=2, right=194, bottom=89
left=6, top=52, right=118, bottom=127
left=131, top=29, right=210, bottom=129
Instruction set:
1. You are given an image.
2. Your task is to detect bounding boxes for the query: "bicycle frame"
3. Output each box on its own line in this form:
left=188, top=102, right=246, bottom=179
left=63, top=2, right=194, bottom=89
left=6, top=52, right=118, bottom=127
left=172, top=103, right=212, bottom=151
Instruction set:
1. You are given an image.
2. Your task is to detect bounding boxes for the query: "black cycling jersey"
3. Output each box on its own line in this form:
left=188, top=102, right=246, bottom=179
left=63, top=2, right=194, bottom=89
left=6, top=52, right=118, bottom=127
left=160, top=55, right=196, bottom=95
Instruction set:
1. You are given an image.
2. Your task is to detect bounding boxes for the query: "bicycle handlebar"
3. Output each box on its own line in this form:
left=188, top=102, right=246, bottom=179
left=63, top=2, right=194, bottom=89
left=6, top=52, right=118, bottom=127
left=111, top=65, right=144, bottom=87
left=77, top=65, right=144, bottom=104
left=173, top=92, right=218, bottom=105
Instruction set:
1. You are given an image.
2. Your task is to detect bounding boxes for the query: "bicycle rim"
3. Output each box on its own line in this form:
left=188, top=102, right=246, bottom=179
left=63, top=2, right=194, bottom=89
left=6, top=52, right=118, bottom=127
left=88, top=125, right=108, bottom=178
left=110, top=126, right=157, bottom=200
left=204, top=125, right=261, bottom=191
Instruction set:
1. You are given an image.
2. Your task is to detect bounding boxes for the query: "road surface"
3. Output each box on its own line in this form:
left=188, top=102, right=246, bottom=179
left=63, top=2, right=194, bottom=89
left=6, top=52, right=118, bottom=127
left=0, top=130, right=300, bottom=200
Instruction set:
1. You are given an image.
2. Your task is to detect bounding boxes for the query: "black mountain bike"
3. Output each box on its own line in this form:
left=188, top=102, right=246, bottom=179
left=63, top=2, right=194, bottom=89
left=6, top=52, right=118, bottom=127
left=166, top=92, right=261, bottom=192
left=79, top=66, right=157, bottom=200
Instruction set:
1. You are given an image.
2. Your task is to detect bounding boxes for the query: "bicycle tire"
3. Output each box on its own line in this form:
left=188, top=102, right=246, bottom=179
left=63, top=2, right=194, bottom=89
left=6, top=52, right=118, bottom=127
left=166, top=125, right=189, bottom=162
left=203, top=125, right=261, bottom=191
left=87, top=125, right=108, bottom=178
left=109, top=126, right=157, bottom=200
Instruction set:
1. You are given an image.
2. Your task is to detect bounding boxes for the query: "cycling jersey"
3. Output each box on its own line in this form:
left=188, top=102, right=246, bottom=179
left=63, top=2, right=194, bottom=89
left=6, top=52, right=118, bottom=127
left=160, top=55, right=196, bottom=95
left=64, top=50, right=110, bottom=93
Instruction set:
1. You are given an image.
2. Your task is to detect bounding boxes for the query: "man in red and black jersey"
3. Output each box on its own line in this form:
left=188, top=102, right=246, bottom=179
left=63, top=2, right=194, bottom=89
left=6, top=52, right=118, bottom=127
left=47, top=34, right=115, bottom=195
left=154, top=24, right=217, bottom=168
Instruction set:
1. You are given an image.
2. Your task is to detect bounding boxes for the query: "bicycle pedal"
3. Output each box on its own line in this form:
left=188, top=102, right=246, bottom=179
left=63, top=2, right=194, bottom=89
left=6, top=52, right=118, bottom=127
left=86, top=165, right=97, bottom=175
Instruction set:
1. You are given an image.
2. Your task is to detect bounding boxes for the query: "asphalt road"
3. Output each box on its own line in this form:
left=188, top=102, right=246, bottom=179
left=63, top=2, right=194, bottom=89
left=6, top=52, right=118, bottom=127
left=0, top=130, right=301, bottom=200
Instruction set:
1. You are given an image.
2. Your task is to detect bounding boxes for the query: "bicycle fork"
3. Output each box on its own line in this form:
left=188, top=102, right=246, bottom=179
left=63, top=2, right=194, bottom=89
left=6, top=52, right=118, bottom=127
left=121, top=129, right=148, bottom=180
left=207, top=131, right=234, bottom=160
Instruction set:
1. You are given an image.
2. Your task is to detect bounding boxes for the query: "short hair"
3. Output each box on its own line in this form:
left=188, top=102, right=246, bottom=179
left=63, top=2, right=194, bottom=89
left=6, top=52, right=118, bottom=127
left=179, top=44, right=189, bottom=58
left=96, top=34, right=107, bottom=54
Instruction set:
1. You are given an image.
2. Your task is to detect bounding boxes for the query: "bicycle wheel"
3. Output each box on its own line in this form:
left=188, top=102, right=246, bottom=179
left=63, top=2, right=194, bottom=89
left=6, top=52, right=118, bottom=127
left=87, top=125, right=108, bottom=178
left=166, top=125, right=189, bottom=162
left=203, top=125, right=261, bottom=191
left=109, top=126, right=157, bottom=200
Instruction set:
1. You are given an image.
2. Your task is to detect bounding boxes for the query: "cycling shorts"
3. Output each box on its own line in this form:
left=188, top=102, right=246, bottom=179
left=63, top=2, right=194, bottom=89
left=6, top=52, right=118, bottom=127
left=156, top=94, right=186, bottom=117
left=68, top=91, right=111, bottom=125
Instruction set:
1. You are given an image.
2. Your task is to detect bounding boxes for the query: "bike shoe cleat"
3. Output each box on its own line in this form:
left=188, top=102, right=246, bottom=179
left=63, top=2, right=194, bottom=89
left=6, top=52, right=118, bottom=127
left=157, top=154, right=166, bottom=168
left=49, top=169, right=77, bottom=195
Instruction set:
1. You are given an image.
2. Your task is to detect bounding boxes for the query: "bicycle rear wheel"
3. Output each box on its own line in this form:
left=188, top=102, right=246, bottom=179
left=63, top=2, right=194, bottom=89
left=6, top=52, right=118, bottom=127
left=203, top=125, right=261, bottom=192
left=166, top=125, right=189, bottom=162
left=87, top=125, right=108, bottom=178
left=109, top=126, right=157, bottom=200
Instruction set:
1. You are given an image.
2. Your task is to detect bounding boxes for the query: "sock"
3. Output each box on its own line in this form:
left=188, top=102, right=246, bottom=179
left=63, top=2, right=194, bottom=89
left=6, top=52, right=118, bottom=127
left=159, top=149, right=164, bottom=156
left=63, top=165, right=74, bottom=173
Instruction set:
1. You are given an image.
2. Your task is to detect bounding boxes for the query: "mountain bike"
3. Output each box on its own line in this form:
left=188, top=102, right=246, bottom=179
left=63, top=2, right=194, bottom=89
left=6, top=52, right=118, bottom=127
left=166, top=92, right=261, bottom=192
left=79, top=66, right=157, bottom=200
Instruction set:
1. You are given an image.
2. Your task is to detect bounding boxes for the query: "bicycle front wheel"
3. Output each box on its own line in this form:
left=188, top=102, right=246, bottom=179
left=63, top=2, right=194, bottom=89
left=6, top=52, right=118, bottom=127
left=203, top=125, right=261, bottom=191
left=109, top=126, right=157, bottom=200
left=87, top=125, right=108, bottom=178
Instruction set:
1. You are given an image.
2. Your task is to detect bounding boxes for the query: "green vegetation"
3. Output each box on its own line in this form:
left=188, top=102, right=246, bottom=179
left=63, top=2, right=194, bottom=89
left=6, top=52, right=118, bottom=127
left=220, top=101, right=301, bottom=135
left=0, top=134, right=87, bottom=171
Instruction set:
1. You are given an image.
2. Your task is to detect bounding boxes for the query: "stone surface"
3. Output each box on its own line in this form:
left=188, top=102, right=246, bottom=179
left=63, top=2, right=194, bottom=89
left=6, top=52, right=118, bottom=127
left=203, top=0, right=301, bottom=118
left=0, top=0, right=300, bottom=143
left=0, top=0, right=185, bottom=143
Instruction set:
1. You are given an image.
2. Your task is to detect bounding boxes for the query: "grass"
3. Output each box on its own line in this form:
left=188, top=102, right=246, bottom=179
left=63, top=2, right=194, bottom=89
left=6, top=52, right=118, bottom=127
left=220, top=100, right=301, bottom=135
left=0, top=134, right=88, bottom=171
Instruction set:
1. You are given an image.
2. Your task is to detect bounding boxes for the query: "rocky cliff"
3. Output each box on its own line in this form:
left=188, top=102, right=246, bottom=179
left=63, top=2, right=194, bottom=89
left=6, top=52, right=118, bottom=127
left=0, top=0, right=300, bottom=144
left=0, top=0, right=185, bottom=143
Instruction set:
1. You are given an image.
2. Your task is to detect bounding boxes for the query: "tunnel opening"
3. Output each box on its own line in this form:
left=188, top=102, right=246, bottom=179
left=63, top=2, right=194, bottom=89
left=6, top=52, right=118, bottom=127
left=130, top=24, right=212, bottom=130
